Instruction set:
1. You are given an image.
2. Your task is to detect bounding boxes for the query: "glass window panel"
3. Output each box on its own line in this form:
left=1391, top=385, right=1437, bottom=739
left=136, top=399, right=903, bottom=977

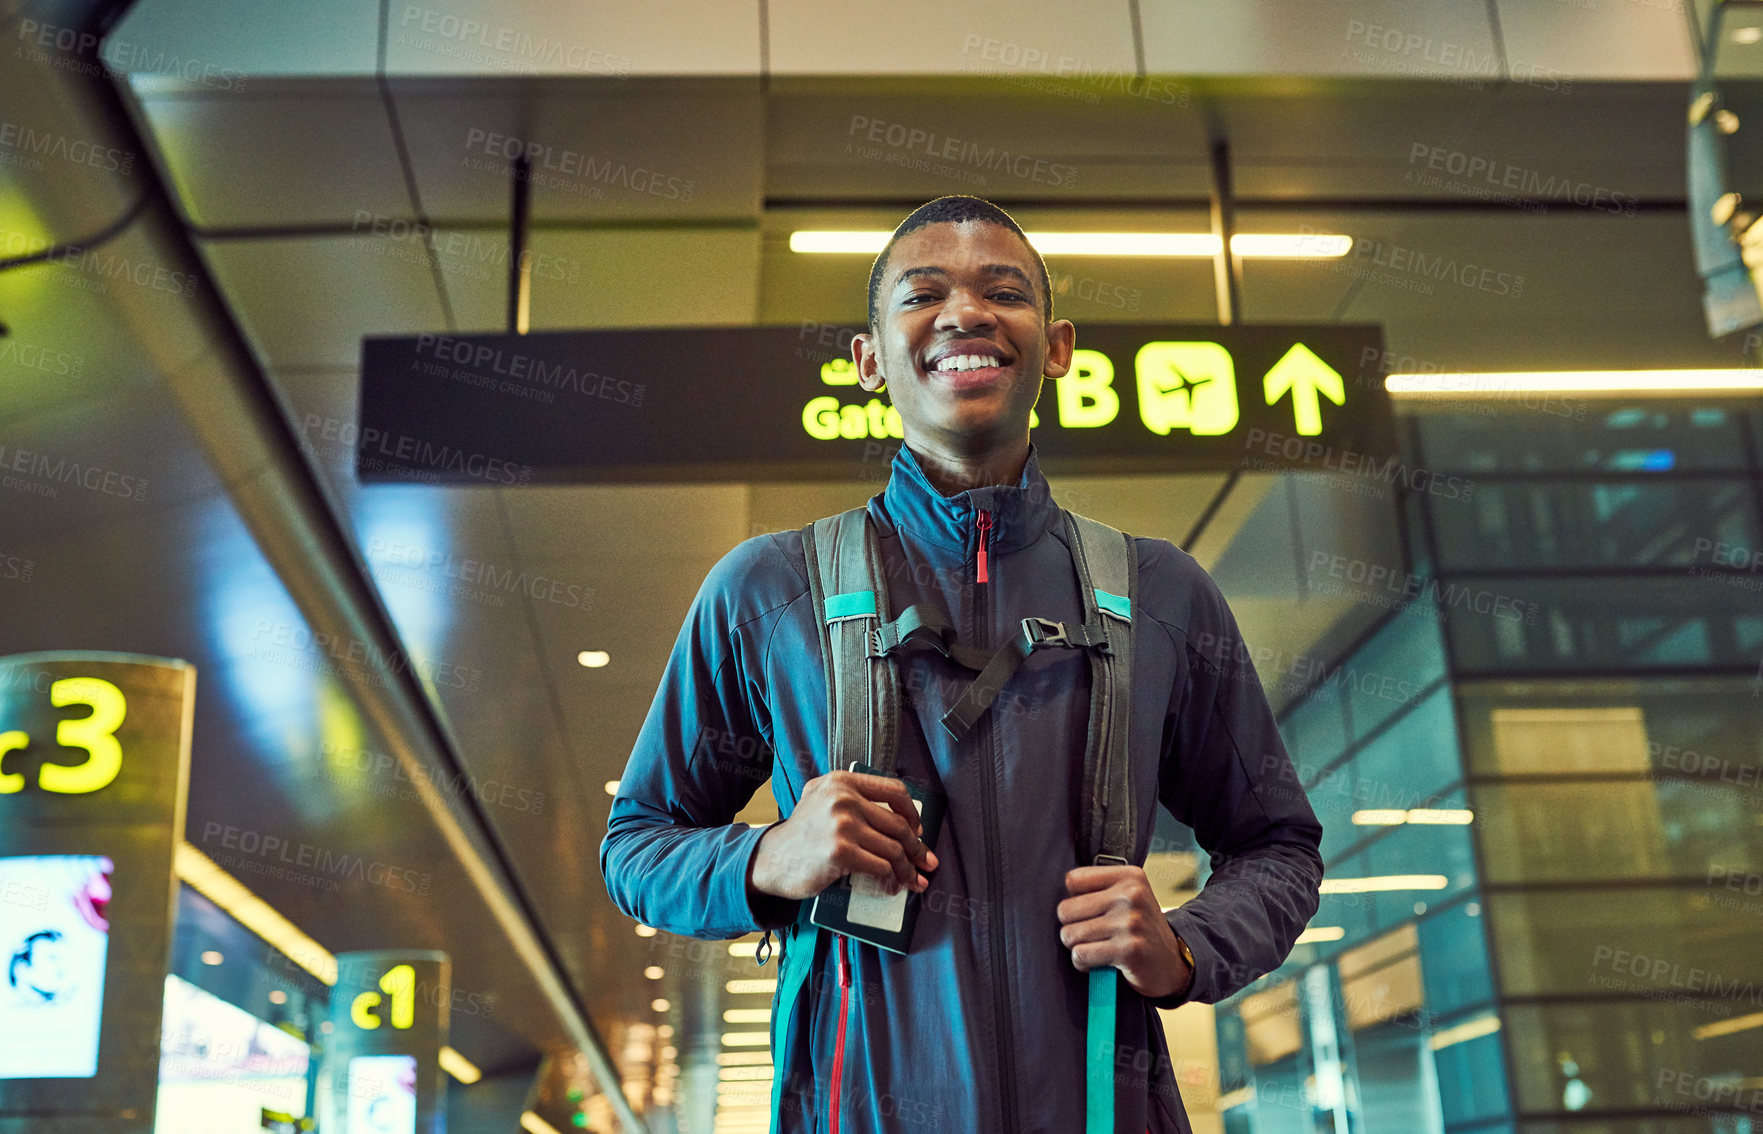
left=1347, top=604, right=1449, bottom=742
left=1475, top=778, right=1763, bottom=885
left=1242, top=981, right=1303, bottom=1067
left=1429, top=479, right=1762, bottom=572
left=1488, top=887, right=1763, bottom=999
left=1416, top=406, right=1749, bottom=473
left=1418, top=899, right=1496, bottom=1019
left=1282, top=691, right=1349, bottom=787
left=1354, top=686, right=1464, bottom=807
left=1444, top=577, right=1763, bottom=673
left=1458, top=678, right=1763, bottom=785
left=1431, top=1024, right=1511, bottom=1126
left=1505, top=1001, right=1763, bottom=1117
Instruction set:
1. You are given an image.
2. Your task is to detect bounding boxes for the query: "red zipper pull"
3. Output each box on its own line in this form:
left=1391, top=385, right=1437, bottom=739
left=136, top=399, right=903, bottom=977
left=975, top=509, right=992, bottom=584
left=837, top=934, right=851, bottom=988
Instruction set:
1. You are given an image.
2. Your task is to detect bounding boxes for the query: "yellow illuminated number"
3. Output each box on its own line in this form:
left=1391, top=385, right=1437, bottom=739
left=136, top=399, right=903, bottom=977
left=0, top=731, right=28, bottom=794
left=1056, top=349, right=1119, bottom=428
left=351, top=991, right=383, bottom=1030
left=40, top=677, right=125, bottom=794
left=380, top=963, right=416, bottom=1029
left=1135, top=342, right=1240, bottom=436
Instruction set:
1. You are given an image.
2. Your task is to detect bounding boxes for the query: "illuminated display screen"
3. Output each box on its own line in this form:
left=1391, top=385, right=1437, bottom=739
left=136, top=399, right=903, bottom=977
left=155, top=974, right=310, bottom=1133
left=0, top=854, right=113, bottom=1079
left=348, top=1054, right=417, bottom=1134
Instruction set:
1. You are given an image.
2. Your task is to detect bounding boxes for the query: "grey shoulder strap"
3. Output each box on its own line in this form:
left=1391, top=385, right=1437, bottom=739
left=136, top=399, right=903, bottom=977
left=802, top=509, right=900, bottom=777
left=1064, top=511, right=1138, bottom=865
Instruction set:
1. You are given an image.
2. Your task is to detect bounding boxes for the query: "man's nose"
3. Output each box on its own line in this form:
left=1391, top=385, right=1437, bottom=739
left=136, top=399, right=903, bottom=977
left=934, top=290, right=996, bottom=331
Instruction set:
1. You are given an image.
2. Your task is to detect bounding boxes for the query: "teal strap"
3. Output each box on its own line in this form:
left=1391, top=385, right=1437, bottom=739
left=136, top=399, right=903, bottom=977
left=769, top=920, right=820, bottom=1131
left=1086, top=967, right=1117, bottom=1134
left=823, top=590, right=876, bottom=621
left=1095, top=589, right=1131, bottom=621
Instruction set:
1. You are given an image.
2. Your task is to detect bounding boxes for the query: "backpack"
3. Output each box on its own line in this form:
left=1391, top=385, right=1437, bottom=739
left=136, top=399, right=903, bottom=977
left=765, top=505, right=1138, bottom=1134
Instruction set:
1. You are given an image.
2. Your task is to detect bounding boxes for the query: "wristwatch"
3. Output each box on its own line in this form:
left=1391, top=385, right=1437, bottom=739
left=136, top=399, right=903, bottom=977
left=1174, top=934, right=1196, bottom=996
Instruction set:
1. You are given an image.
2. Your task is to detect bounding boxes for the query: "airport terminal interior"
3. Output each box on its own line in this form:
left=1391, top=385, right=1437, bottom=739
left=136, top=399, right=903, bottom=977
left=3, top=0, right=1763, bottom=1131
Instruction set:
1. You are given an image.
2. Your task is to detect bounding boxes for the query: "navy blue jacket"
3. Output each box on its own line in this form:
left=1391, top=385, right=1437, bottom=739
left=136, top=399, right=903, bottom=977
left=601, top=443, right=1323, bottom=1133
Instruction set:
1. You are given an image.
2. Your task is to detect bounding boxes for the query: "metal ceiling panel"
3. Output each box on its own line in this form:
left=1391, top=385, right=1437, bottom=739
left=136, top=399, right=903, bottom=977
left=388, top=77, right=765, bottom=224
left=383, top=0, right=762, bottom=76
left=525, top=227, right=762, bottom=327
left=1141, top=0, right=1498, bottom=79
left=767, top=0, right=1135, bottom=77
left=108, top=0, right=381, bottom=77
left=1219, top=83, right=1688, bottom=202
left=129, top=80, right=411, bottom=229
left=764, top=81, right=1207, bottom=201
left=1493, top=0, right=1695, bottom=82
left=198, top=234, right=451, bottom=369
left=1240, top=209, right=1731, bottom=369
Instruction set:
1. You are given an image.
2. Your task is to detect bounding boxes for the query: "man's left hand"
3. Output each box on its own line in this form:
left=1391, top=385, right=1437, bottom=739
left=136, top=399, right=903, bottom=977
left=1057, top=865, right=1192, bottom=1001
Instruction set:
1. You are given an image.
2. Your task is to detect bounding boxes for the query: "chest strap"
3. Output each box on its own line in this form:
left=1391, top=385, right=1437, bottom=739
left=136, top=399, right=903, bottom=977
left=869, top=603, right=1113, bottom=741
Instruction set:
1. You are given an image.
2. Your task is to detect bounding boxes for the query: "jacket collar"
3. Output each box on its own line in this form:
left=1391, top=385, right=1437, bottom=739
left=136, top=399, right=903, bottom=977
left=876, top=441, right=1062, bottom=554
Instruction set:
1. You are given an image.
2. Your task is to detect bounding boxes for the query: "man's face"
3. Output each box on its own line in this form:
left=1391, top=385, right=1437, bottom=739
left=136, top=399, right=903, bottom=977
left=854, top=221, right=1074, bottom=455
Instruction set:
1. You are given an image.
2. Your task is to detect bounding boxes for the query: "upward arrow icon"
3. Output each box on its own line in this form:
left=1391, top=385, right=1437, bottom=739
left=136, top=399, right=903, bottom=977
left=1263, top=343, right=1345, bottom=436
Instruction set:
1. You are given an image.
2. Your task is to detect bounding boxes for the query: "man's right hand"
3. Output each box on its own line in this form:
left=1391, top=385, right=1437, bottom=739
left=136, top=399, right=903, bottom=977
left=749, top=771, right=938, bottom=902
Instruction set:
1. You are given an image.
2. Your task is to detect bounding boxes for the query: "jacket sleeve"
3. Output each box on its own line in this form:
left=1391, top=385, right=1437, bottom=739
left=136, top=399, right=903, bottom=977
left=599, top=539, right=803, bottom=939
left=1150, top=550, right=1324, bottom=1006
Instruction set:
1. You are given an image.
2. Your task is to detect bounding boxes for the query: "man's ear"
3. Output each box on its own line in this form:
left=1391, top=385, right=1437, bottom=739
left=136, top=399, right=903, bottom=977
left=1040, top=319, right=1077, bottom=379
left=853, top=331, right=886, bottom=392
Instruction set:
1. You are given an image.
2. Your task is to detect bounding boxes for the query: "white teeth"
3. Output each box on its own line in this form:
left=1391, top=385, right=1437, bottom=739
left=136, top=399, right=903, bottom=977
left=934, top=353, right=1002, bottom=372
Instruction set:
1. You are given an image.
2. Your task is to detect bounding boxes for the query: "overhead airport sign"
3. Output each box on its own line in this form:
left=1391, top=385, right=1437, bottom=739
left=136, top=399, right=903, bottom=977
left=0, top=652, right=195, bottom=1134
left=358, top=324, right=1391, bottom=483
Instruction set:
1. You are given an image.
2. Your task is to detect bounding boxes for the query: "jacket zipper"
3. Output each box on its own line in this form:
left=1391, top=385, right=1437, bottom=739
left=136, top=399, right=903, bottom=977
left=971, top=519, right=1020, bottom=1132
left=975, top=509, right=993, bottom=583
left=828, top=934, right=852, bottom=1134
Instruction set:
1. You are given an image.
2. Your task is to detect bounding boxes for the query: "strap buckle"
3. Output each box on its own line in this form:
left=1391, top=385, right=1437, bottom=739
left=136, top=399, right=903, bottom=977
left=1022, top=617, right=1070, bottom=648
left=1094, top=854, right=1127, bottom=867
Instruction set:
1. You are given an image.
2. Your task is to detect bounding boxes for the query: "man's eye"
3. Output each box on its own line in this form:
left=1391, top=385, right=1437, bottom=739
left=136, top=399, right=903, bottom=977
left=993, top=290, right=1028, bottom=303
left=903, top=293, right=938, bottom=305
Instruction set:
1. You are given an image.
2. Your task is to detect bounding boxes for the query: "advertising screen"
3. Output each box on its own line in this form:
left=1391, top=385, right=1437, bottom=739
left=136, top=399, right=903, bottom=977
left=0, top=854, right=113, bottom=1079
left=347, top=1054, right=417, bottom=1134
left=155, top=974, right=310, bottom=1133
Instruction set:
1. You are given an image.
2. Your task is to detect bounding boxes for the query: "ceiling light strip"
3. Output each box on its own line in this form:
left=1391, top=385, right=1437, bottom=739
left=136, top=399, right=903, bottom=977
left=1387, top=370, right=1763, bottom=396
left=174, top=841, right=338, bottom=986
left=787, top=230, right=1350, bottom=258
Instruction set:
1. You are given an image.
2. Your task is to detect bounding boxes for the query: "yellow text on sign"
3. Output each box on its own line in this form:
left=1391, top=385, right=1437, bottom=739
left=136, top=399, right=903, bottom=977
left=0, top=676, right=127, bottom=795
left=351, top=963, right=417, bottom=1030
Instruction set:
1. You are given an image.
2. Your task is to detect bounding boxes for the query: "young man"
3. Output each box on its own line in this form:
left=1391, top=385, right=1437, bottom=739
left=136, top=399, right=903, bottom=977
left=602, top=196, right=1322, bottom=1132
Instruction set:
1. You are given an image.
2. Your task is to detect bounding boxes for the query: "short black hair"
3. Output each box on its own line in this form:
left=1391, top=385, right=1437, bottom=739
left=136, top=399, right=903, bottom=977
left=866, top=196, right=1052, bottom=328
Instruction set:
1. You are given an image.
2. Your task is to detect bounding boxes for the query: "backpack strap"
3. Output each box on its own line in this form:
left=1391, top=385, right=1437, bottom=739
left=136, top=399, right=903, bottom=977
left=803, top=507, right=901, bottom=777
left=1065, top=510, right=1138, bottom=865
left=1064, top=511, right=1138, bottom=1134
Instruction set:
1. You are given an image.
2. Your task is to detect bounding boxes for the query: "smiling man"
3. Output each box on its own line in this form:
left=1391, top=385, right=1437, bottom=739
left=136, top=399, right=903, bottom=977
left=602, top=195, right=1322, bottom=1133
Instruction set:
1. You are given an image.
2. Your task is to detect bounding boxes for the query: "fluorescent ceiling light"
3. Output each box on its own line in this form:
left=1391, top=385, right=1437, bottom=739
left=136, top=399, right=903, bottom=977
left=439, top=1046, right=482, bottom=1084
left=1386, top=371, right=1763, bottom=396
left=175, top=842, right=338, bottom=985
left=727, top=940, right=759, bottom=957
left=520, top=1113, right=563, bottom=1134
left=719, top=1066, right=775, bottom=1082
left=788, top=230, right=1351, bottom=258
left=1217, top=1086, right=1256, bottom=1111
left=1320, top=874, right=1449, bottom=894
left=1693, top=1010, right=1763, bottom=1041
left=721, top=1031, right=770, bottom=1046
left=1429, top=1014, right=1501, bottom=1050
left=1295, top=926, right=1347, bottom=944
left=723, top=1008, right=771, bottom=1024
left=717, top=1052, right=773, bottom=1066
left=577, top=650, right=610, bottom=667
left=1351, top=808, right=1474, bottom=826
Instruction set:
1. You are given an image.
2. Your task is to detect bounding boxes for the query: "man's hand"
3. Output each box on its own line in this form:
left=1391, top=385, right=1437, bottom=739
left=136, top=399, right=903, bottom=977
left=749, top=771, right=938, bottom=902
left=1057, top=865, right=1193, bottom=1001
